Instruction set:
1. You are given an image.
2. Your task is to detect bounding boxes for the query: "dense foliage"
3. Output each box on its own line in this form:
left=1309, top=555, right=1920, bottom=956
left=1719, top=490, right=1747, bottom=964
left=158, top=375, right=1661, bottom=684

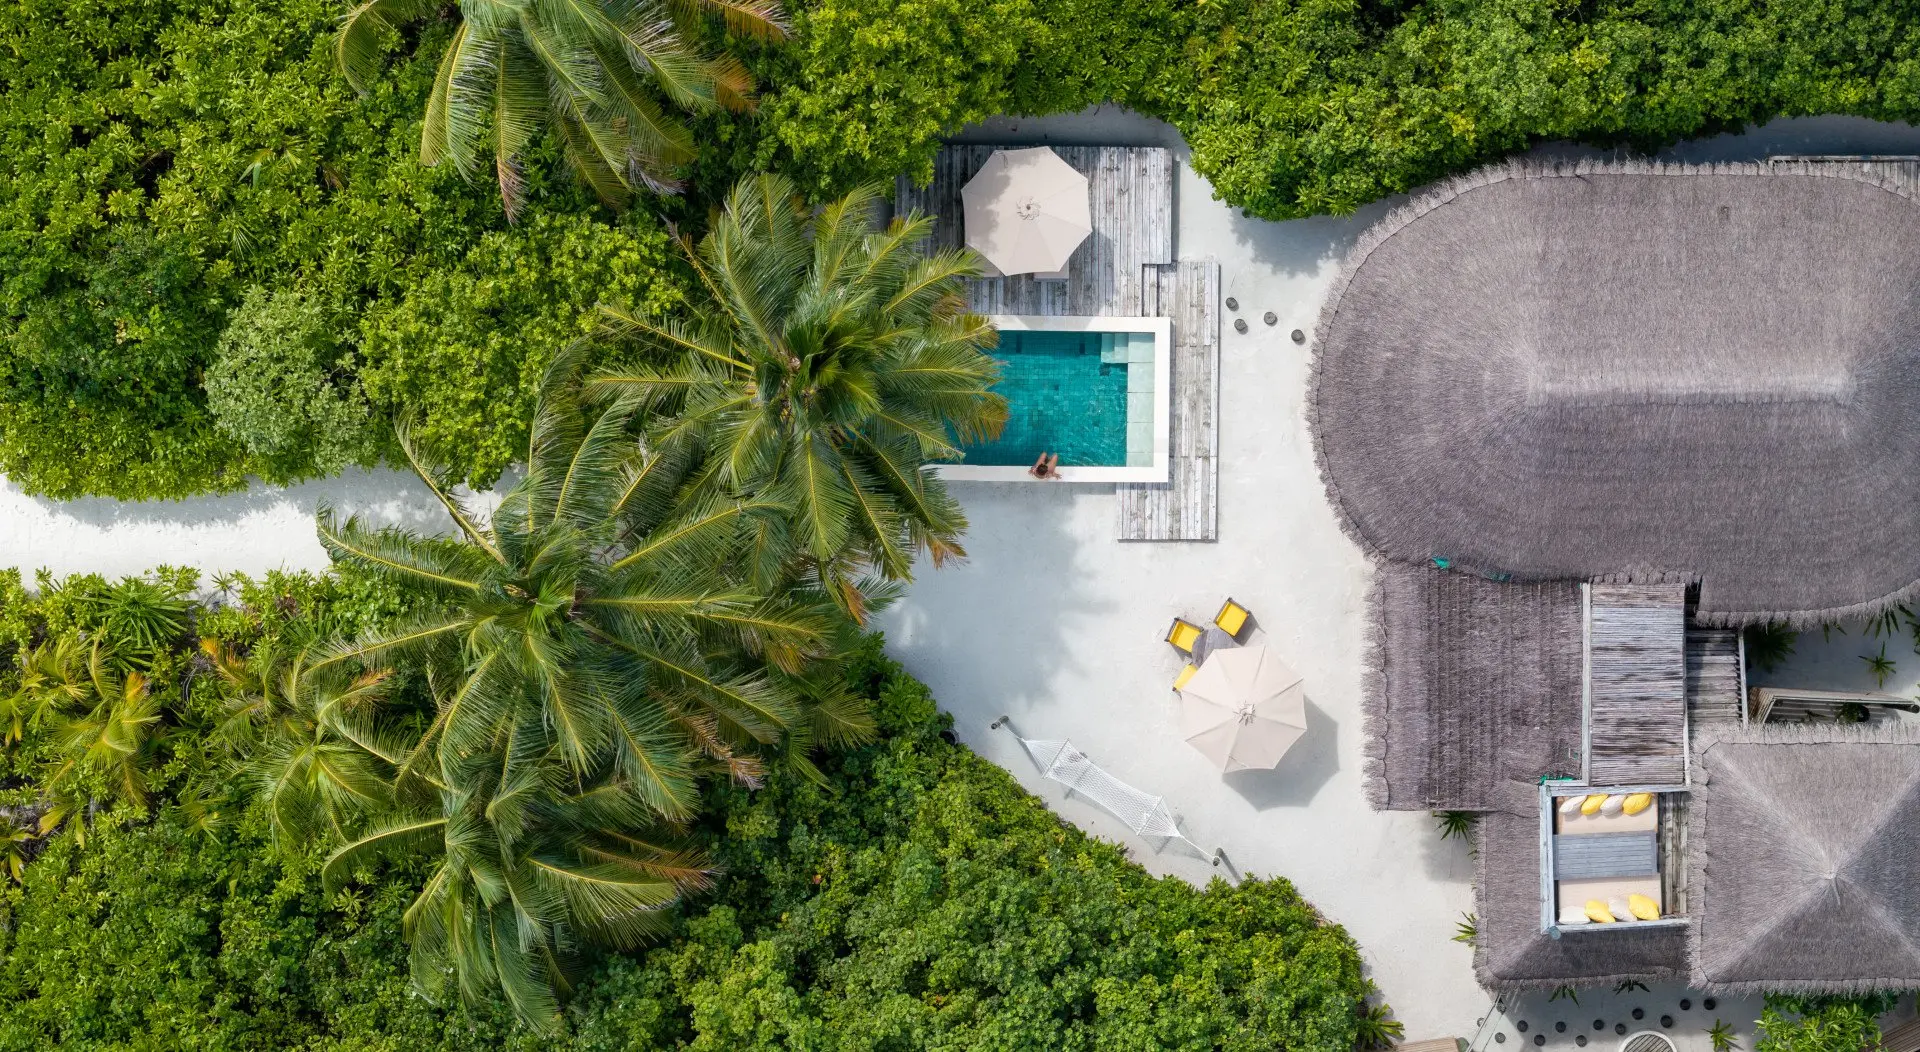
left=760, top=0, right=1920, bottom=219
left=0, top=576, right=1381, bottom=1048
left=13, top=0, right=1920, bottom=497
left=1755, top=994, right=1895, bottom=1052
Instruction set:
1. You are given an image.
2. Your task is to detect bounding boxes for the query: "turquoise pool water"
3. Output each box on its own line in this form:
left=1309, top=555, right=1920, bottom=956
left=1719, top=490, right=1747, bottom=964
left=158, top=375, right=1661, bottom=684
left=959, top=329, right=1151, bottom=468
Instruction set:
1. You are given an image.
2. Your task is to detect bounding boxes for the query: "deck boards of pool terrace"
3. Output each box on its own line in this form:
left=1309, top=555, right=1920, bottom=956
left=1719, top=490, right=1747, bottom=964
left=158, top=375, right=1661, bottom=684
left=1584, top=583, right=1690, bottom=787
left=894, top=145, right=1220, bottom=541
left=1117, top=260, right=1219, bottom=541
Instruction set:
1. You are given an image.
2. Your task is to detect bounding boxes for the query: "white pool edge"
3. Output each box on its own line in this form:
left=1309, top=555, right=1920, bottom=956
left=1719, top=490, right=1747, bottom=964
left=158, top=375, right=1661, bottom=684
left=934, top=314, right=1173, bottom=483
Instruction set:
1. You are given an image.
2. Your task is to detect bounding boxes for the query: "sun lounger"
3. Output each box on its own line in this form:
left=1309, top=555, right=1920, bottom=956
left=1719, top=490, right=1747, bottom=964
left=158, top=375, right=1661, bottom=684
left=1214, top=598, right=1250, bottom=640
left=1174, top=663, right=1199, bottom=691
left=1166, top=618, right=1203, bottom=654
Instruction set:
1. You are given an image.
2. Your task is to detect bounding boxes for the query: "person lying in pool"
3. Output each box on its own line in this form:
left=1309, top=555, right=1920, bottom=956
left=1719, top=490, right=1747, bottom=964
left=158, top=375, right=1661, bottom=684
left=1028, top=452, right=1061, bottom=479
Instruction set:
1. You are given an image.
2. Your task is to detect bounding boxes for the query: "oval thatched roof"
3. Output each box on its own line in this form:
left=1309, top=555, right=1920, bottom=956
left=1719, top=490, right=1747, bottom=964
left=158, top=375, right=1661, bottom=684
left=1310, top=160, right=1920, bottom=626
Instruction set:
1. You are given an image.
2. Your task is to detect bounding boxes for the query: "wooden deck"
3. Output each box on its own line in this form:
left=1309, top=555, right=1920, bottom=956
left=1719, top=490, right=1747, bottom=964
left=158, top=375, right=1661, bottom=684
left=1118, top=260, right=1219, bottom=541
left=894, top=146, right=1218, bottom=541
left=1584, top=583, right=1689, bottom=786
left=1684, top=627, right=1744, bottom=725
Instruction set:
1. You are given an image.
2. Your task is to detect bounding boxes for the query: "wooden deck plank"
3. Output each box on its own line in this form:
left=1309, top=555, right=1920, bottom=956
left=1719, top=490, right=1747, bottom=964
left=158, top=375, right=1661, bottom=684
left=1586, top=583, right=1689, bottom=785
left=1685, top=627, right=1744, bottom=725
left=1118, top=260, right=1219, bottom=541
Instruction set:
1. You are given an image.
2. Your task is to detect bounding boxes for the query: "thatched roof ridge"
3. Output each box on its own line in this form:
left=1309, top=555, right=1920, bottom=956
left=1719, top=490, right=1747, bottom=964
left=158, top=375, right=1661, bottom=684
left=1309, top=159, right=1920, bottom=628
left=1689, top=723, right=1920, bottom=994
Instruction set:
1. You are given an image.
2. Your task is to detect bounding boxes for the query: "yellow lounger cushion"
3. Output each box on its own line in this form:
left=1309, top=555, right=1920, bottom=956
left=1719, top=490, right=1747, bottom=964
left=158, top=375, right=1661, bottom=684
left=1622, top=793, right=1654, bottom=816
left=1215, top=599, right=1250, bottom=637
left=1580, top=794, right=1607, bottom=815
left=1627, top=893, right=1660, bottom=921
left=1174, top=664, right=1199, bottom=691
left=1584, top=899, right=1615, bottom=924
left=1167, top=620, right=1203, bottom=653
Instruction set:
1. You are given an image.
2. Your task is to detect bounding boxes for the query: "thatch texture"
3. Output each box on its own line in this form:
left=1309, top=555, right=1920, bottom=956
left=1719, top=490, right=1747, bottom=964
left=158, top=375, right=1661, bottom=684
left=1363, top=565, right=1583, bottom=811
left=1475, top=804, right=1689, bottom=991
left=1690, top=725, right=1920, bottom=993
left=1311, top=160, right=1920, bottom=628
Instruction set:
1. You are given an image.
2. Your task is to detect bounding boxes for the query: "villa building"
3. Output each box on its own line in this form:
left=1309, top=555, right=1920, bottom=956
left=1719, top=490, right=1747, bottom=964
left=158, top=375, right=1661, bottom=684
left=1312, top=159, right=1920, bottom=992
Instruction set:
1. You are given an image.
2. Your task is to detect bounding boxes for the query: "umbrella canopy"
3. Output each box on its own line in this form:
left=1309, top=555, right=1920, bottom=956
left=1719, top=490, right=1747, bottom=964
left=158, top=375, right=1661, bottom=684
left=961, top=147, right=1091, bottom=276
left=1177, top=645, right=1307, bottom=772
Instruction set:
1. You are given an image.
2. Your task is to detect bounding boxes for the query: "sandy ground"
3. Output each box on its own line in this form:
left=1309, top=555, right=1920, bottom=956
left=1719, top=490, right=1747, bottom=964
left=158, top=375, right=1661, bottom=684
left=0, top=110, right=1916, bottom=1037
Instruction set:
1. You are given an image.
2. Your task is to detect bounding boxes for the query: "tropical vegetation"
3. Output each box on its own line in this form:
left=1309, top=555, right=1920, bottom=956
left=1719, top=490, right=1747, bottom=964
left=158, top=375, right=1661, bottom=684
left=12, top=0, right=1920, bottom=497
left=0, top=570, right=1381, bottom=1047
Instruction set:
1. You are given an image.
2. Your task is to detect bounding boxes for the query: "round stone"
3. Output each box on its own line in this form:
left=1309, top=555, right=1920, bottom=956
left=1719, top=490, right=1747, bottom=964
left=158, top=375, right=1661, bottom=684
left=1680, top=1000, right=1692, bottom=1011
left=1263, top=311, right=1278, bottom=325
left=1291, top=328, right=1306, bottom=344
left=1704, top=999, right=1717, bottom=1011
left=1234, top=318, right=1248, bottom=334
left=1496, top=1034, right=1507, bottom=1045
left=1556, top=1023, right=1567, bottom=1033
left=1517, top=1022, right=1529, bottom=1033
left=1593, top=1021, right=1605, bottom=1031
left=1632, top=1009, right=1644, bottom=1021
left=1225, top=297, right=1239, bottom=311
left=1534, top=1036, right=1546, bottom=1046
left=1577, top=1037, right=1588, bottom=1048
left=1616, top=1024, right=1628, bottom=1036
left=1661, top=1017, right=1674, bottom=1029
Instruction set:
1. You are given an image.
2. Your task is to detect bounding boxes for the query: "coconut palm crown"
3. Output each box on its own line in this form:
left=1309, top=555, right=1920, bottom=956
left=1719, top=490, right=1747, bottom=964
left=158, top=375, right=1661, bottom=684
left=309, top=354, right=864, bottom=1029
left=589, top=174, right=1008, bottom=618
left=336, top=0, right=787, bottom=217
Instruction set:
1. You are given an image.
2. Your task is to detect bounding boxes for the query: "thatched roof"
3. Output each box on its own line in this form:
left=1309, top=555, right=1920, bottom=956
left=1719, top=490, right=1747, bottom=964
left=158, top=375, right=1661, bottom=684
left=1311, top=160, right=1920, bottom=628
left=1690, top=725, right=1920, bottom=993
left=1475, top=805, right=1688, bottom=991
left=1363, top=565, right=1583, bottom=811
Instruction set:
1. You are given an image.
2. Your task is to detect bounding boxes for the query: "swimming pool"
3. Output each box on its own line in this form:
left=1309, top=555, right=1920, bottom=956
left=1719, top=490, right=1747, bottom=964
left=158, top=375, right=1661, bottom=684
left=938, top=315, right=1170, bottom=483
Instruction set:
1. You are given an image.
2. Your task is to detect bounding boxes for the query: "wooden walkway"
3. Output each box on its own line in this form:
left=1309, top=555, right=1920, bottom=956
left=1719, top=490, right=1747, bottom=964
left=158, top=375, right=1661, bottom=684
left=1119, top=261, right=1219, bottom=541
left=894, top=146, right=1218, bottom=540
left=1585, top=583, right=1689, bottom=786
left=1684, top=627, right=1744, bottom=725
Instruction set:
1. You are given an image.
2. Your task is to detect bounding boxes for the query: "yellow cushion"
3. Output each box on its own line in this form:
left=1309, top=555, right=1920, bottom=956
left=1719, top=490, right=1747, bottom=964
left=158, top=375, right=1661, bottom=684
left=1215, top=601, right=1249, bottom=637
left=1627, top=893, right=1660, bottom=921
left=1174, top=664, right=1199, bottom=691
left=1622, top=793, right=1654, bottom=816
left=1584, top=899, right=1615, bottom=924
left=1168, top=621, right=1202, bottom=652
left=1580, top=793, right=1607, bottom=815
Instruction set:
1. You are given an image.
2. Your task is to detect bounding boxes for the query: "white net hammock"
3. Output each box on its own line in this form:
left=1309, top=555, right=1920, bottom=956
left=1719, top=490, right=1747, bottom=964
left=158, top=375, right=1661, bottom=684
left=1012, top=735, right=1206, bottom=857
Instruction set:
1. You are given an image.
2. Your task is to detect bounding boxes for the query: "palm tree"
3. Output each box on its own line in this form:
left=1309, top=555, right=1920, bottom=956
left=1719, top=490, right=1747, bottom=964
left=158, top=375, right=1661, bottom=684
left=336, top=0, right=787, bottom=218
left=323, top=727, right=709, bottom=1030
left=311, top=354, right=862, bottom=1028
left=5, top=637, right=165, bottom=816
left=201, top=638, right=405, bottom=845
left=589, top=174, right=1007, bottom=618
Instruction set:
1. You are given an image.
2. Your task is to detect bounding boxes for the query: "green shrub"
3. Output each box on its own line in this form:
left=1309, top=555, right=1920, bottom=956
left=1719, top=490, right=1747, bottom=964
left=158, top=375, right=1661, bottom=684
left=355, top=211, right=684, bottom=487
left=206, top=287, right=380, bottom=479
left=1756, top=994, right=1896, bottom=1052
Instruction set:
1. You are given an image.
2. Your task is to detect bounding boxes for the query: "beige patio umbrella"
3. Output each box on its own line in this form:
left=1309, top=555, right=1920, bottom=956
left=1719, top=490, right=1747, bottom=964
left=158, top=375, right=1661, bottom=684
left=961, top=147, right=1091, bottom=276
left=1177, top=645, right=1307, bottom=772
